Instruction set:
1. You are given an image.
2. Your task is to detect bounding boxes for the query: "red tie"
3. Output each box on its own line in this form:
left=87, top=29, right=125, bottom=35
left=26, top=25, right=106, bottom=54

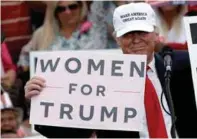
left=145, top=67, right=168, bottom=138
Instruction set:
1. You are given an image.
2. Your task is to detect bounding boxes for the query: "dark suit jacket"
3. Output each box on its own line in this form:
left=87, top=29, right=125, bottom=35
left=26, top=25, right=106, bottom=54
left=35, top=50, right=197, bottom=138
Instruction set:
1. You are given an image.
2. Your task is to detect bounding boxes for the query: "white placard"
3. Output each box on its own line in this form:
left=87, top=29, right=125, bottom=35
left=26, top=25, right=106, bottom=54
left=184, top=16, right=197, bottom=108
left=29, top=50, right=146, bottom=132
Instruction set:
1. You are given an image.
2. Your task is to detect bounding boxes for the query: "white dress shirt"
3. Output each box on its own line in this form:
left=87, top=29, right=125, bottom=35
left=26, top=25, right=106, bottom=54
left=139, top=57, right=172, bottom=138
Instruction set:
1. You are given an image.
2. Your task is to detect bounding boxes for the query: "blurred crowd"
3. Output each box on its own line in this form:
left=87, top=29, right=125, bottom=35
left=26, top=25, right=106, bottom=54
left=1, top=0, right=197, bottom=138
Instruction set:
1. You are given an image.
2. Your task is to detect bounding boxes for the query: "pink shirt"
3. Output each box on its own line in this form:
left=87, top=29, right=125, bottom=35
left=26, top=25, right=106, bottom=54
left=1, top=42, right=16, bottom=72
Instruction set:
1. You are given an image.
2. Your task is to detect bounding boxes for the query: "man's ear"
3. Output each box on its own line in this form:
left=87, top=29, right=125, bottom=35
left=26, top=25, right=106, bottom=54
left=115, top=37, right=121, bottom=46
left=154, top=32, right=160, bottom=44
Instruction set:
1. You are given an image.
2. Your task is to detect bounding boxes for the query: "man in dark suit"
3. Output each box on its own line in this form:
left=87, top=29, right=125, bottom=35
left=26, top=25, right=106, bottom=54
left=25, top=2, right=197, bottom=138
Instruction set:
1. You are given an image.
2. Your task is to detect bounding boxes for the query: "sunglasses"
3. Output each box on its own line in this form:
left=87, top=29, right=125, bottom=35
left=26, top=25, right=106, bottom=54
left=55, top=3, right=79, bottom=13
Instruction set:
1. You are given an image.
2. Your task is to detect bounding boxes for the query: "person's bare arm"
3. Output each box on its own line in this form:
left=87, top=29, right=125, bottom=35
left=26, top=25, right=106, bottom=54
left=1, top=69, right=16, bottom=88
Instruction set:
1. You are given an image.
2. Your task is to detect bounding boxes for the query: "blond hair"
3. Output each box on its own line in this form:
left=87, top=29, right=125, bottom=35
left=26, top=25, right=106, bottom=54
left=36, top=1, right=88, bottom=50
left=155, top=5, right=188, bottom=40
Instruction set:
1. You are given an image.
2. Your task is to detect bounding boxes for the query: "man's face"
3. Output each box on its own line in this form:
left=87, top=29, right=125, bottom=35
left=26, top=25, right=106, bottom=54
left=1, top=110, right=18, bottom=132
left=117, top=31, right=157, bottom=63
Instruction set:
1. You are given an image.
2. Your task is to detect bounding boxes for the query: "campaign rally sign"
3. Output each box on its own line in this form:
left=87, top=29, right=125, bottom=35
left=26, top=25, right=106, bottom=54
left=29, top=50, right=146, bottom=131
left=184, top=16, right=197, bottom=108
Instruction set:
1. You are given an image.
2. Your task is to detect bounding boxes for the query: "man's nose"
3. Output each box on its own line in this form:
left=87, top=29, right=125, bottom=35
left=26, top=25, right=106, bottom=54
left=131, top=33, right=141, bottom=43
left=4, top=120, right=10, bottom=125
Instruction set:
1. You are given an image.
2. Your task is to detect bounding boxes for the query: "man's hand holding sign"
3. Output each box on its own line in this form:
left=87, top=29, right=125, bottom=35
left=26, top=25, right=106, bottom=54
left=28, top=51, right=147, bottom=131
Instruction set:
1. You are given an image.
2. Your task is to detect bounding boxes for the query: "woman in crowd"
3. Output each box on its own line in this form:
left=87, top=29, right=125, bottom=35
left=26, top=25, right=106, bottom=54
left=152, top=1, right=188, bottom=49
left=18, top=1, right=107, bottom=70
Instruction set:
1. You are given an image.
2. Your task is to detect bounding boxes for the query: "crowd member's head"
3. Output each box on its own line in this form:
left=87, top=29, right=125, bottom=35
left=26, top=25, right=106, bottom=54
left=38, top=1, right=88, bottom=50
left=158, top=2, right=187, bottom=16
left=149, top=1, right=188, bottom=44
left=113, top=2, right=159, bottom=64
left=147, top=0, right=187, bottom=13
left=54, top=1, right=87, bottom=27
left=1, top=92, right=23, bottom=134
left=1, top=109, right=21, bottom=132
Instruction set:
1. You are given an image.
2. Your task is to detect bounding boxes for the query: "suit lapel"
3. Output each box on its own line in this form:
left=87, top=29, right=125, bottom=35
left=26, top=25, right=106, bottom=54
left=154, top=54, right=165, bottom=89
left=154, top=53, right=172, bottom=107
left=155, top=54, right=174, bottom=112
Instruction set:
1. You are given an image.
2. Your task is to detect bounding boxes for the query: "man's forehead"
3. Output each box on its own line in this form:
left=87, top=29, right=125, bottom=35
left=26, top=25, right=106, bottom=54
left=1, top=109, right=17, bottom=116
left=122, top=30, right=153, bottom=36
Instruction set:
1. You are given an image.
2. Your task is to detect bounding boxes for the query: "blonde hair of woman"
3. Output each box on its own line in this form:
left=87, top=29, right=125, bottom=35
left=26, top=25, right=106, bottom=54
left=33, top=1, right=88, bottom=50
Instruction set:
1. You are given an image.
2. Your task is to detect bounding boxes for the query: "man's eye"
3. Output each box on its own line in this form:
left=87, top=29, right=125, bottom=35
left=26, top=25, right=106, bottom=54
left=139, top=31, right=148, bottom=35
left=123, top=34, right=131, bottom=38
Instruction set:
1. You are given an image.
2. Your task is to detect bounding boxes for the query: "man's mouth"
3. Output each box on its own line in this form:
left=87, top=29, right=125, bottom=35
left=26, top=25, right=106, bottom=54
left=133, top=48, right=146, bottom=52
left=127, top=47, right=146, bottom=53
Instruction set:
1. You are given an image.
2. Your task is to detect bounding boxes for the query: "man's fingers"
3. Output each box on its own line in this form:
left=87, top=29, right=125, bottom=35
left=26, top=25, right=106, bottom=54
left=26, top=84, right=43, bottom=92
left=24, top=76, right=46, bottom=99
left=31, top=76, right=46, bottom=82
left=26, top=78, right=46, bottom=88
left=25, top=90, right=40, bottom=99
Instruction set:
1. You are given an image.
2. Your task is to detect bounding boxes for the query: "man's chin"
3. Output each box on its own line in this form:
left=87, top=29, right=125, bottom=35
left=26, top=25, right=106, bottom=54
left=135, top=51, right=147, bottom=55
left=123, top=49, right=147, bottom=55
left=128, top=51, right=147, bottom=55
